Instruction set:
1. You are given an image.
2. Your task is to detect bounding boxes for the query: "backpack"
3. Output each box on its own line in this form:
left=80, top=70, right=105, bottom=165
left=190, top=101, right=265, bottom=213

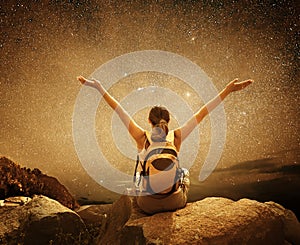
left=133, top=131, right=183, bottom=195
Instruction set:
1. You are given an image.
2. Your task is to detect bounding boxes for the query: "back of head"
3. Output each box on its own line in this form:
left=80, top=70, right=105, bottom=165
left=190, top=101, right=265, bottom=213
left=148, top=106, right=170, bottom=142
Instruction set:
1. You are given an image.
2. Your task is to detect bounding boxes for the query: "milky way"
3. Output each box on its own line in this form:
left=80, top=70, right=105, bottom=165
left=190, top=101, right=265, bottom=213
left=1, top=1, right=299, bottom=202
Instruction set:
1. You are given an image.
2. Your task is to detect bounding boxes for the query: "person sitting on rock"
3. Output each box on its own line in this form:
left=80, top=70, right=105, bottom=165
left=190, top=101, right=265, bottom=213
left=77, top=75, right=253, bottom=214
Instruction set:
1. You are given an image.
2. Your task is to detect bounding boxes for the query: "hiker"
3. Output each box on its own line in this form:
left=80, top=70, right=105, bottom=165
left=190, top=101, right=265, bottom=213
left=77, top=75, right=253, bottom=214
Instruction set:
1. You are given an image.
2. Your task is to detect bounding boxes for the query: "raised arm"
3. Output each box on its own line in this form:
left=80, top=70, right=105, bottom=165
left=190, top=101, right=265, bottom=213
left=77, top=76, right=146, bottom=149
left=174, top=78, right=254, bottom=147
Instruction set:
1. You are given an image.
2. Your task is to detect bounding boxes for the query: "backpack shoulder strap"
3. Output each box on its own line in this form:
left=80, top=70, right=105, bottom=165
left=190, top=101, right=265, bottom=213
left=166, top=130, right=175, bottom=144
left=144, top=130, right=152, bottom=149
left=145, top=131, right=152, bottom=143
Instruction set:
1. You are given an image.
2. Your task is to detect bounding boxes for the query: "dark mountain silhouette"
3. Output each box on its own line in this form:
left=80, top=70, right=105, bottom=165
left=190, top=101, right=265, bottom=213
left=189, top=152, right=300, bottom=219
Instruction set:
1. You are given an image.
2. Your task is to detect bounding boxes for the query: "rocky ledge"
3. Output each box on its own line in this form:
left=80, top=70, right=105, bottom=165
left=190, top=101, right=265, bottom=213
left=1, top=155, right=299, bottom=244
left=0, top=195, right=87, bottom=244
left=95, top=195, right=300, bottom=245
left=1, top=195, right=299, bottom=244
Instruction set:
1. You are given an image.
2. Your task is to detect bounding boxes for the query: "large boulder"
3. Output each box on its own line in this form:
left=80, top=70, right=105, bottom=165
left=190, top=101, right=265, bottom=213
left=76, top=203, right=112, bottom=239
left=0, top=195, right=87, bottom=245
left=76, top=196, right=133, bottom=244
left=0, top=156, right=79, bottom=209
left=97, top=196, right=300, bottom=245
left=98, top=195, right=133, bottom=244
left=264, top=201, right=300, bottom=245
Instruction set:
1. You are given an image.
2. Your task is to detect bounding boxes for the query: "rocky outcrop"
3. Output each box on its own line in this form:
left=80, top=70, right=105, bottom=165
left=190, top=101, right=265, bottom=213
left=97, top=196, right=300, bottom=245
left=1, top=194, right=299, bottom=244
left=0, top=156, right=78, bottom=209
left=264, top=201, right=300, bottom=245
left=0, top=195, right=87, bottom=245
left=76, top=203, right=112, bottom=239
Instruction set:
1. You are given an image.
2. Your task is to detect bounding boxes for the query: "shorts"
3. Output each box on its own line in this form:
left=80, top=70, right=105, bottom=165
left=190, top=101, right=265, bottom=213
left=136, top=168, right=190, bottom=214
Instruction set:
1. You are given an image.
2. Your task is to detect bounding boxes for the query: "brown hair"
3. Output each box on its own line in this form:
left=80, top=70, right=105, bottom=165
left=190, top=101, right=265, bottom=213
left=148, top=106, right=170, bottom=142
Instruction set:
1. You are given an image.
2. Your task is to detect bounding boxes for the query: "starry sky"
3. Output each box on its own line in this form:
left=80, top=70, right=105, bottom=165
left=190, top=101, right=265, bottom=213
left=1, top=0, right=299, bottom=203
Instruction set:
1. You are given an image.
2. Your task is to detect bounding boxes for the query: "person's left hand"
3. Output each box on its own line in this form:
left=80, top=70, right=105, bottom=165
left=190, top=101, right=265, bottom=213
left=77, top=76, right=99, bottom=88
left=226, top=78, right=254, bottom=92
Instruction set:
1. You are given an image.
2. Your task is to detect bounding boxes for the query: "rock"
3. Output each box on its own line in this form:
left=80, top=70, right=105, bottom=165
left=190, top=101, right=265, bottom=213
left=0, top=156, right=79, bottom=209
left=98, top=195, right=133, bottom=244
left=265, top=201, right=300, bottom=245
left=97, top=196, right=300, bottom=245
left=38, top=174, right=79, bottom=209
left=76, top=204, right=112, bottom=239
left=1, top=196, right=32, bottom=207
left=0, top=195, right=87, bottom=245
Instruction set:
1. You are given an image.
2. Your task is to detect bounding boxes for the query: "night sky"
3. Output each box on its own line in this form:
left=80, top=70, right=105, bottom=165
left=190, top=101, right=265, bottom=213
left=1, top=1, right=299, bottom=205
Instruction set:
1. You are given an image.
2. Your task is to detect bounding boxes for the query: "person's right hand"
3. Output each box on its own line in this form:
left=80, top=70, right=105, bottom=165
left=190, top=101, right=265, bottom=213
left=77, top=76, right=99, bottom=88
left=226, top=78, right=254, bottom=93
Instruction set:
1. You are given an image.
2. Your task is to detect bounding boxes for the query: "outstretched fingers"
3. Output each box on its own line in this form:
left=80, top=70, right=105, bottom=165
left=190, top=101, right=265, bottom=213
left=77, top=76, right=87, bottom=84
left=228, top=78, right=239, bottom=86
left=225, top=78, right=254, bottom=92
left=238, top=79, right=254, bottom=89
left=77, top=76, right=99, bottom=88
left=232, top=79, right=254, bottom=92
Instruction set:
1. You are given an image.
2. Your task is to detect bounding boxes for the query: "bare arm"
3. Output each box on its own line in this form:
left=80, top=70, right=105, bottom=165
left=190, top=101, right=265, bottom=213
left=77, top=76, right=146, bottom=148
left=174, top=78, right=254, bottom=147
